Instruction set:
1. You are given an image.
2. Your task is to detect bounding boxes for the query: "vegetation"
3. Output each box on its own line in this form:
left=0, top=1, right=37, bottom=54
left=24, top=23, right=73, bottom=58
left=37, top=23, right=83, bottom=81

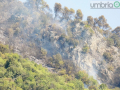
left=75, top=9, right=83, bottom=20
left=82, top=44, right=89, bottom=53
left=0, top=0, right=120, bottom=89
left=87, top=16, right=94, bottom=26
left=58, top=34, right=79, bottom=48
left=107, top=34, right=120, bottom=48
left=0, top=43, right=110, bottom=90
left=54, top=3, right=62, bottom=19
left=103, top=52, right=114, bottom=62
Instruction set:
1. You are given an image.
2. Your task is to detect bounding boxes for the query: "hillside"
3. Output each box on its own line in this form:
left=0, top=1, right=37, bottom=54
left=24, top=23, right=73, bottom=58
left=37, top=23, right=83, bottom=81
left=0, top=43, right=105, bottom=90
left=0, top=0, right=120, bottom=89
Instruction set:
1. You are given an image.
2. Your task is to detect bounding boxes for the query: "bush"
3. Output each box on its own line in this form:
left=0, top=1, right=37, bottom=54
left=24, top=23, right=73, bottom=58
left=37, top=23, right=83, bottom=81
left=59, top=34, right=79, bottom=48
left=0, top=44, right=9, bottom=53
left=107, top=38, right=114, bottom=47
left=99, top=84, right=107, bottom=90
left=67, top=38, right=79, bottom=47
left=109, top=34, right=120, bottom=48
left=98, top=28, right=104, bottom=34
left=82, top=44, right=89, bottom=53
left=103, top=52, right=114, bottom=62
left=107, top=65, right=114, bottom=71
left=58, top=69, right=66, bottom=75
left=75, top=71, right=89, bottom=85
left=40, top=47, right=47, bottom=56
left=89, top=85, right=98, bottom=90
left=84, top=24, right=90, bottom=29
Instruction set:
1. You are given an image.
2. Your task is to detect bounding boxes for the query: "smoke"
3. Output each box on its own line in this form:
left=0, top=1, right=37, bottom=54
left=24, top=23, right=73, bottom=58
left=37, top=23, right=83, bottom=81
left=88, top=64, right=101, bottom=84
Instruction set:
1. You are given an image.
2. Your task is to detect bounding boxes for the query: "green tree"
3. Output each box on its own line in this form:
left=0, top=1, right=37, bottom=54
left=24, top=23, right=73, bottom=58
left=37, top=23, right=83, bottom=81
left=99, top=84, right=107, bottom=90
left=87, top=16, right=94, bottom=26
left=112, top=26, right=120, bottom=35
left=69, top=8, right=75, bottom=19
left=54, top=3, right=62, bottom=19
left=61, top=7, right=75, bottom=21
left=75, top=9, right=83, bottom=20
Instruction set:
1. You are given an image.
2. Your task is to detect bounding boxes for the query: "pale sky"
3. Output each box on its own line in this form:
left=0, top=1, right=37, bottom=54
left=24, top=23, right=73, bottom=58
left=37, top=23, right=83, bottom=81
left=20, top=0, right=120, bottom=30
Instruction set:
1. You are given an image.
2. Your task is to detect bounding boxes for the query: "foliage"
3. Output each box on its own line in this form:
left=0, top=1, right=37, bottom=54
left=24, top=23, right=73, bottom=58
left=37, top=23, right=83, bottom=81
left=93, top=15, right=110, bottom=30
left=75, top=71, right=98, bottom=87
left=112, top=26, right=120, bottom=35
left=107, top=38, right=114, bottom=47
left=99, top=84, right=108, bottom=90
left=107, top=65, right=114, bottom=71
left=0, top=52, right=85, bottom=90
left=0, top=44, right=9, bottom=53
left=107, top=34, right=120, bottom=48
left=61, top=7, right=75, bottom=21
left=89, top=85, right=98, bottom=90
left=54, top=3, right=62, bottom=18
left=87, top=16, right=94, bottom=26
left=40, top=47, right=47, bottom=56
left=82, top=44, right=89, bottom=53
left=75, top=9, right=83, bottom=20
left=89, top=29, right=95, bottom=35
left=103, top=52, right=114, bottom=62
left=58, top=34, right=79, bottom=48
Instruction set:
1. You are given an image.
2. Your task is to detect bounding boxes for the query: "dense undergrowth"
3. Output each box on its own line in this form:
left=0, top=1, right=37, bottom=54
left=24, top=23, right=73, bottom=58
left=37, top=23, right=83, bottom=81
left=0, top=43, right=110, bottom=90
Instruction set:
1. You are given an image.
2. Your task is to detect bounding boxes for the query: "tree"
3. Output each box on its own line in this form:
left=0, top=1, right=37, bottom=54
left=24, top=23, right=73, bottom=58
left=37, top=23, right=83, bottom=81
left=99, top=84, right=107, bottom=90
left=61, top=7, right=75, bottom=21
left=112, top=26, right=120, bottom=35
left=26, top=0, right=36, bottom=9
left=40, top=0, right=50, bottom=11
left=26, top=0, right=48, bottom=11
left=35, top=0, right=41, bottom=10
left=93, top=18, right=98, bottom=28
left=69, top=8, right=75, bottom=19
left=61, top=6, right=69, bottom=21
left=98, top=15, right=107, bottom=29
left=87, top=16, right=94, bottom=26
left=103, top=23, right=111, bottom=30
left=75, top=9, right=83, bottom=20
left=54, top=3, right=62, bottom=19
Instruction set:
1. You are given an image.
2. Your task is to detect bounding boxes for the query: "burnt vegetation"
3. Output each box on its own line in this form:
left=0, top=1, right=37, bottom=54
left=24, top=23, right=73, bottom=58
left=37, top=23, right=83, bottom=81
left=0, top=0, right=120, bottom=90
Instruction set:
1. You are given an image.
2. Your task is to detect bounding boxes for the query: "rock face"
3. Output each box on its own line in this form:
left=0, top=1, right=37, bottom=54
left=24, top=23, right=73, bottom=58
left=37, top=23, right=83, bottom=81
left=0, top=19, right=120, bottom=87
left=37, top=24, right=120, bottom=87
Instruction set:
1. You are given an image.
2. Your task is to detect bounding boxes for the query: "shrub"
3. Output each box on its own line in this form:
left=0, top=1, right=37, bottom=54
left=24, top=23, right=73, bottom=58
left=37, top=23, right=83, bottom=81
left=89, top=29, right=94, bottom=36
left=67, top=38, right=79, bottom=47
left=84, top=24, right=90, bottom=30
left=5, top=28, right=14, bottom=37
left=103, top=52, right=114, bottom=62
left=75, top=71, right=89, bottom=85
left=89, top=85, right=98, bottom=90
left=82, top=44, right=89, bottom=53
left=107, top=38, right=114, bottom=47
left=110, top=34, right=120, bottom=48
left=98, top=28, right=104, bottom=34
left=40, top=47, right=47, bottom=56
left=99, top=84, right=107, bottom=90
left=107, top=65, right=114, bottom=71
left=59, top=34, right=79, bottom=47
left=58, top=69, right=66, bottom=75
left=0, top=44, right=9, bottom=53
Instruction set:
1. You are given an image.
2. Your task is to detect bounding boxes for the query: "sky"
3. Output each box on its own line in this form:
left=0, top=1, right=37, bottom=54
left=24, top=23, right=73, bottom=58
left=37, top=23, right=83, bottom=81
left=20, top=0, right=120, bottom=30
